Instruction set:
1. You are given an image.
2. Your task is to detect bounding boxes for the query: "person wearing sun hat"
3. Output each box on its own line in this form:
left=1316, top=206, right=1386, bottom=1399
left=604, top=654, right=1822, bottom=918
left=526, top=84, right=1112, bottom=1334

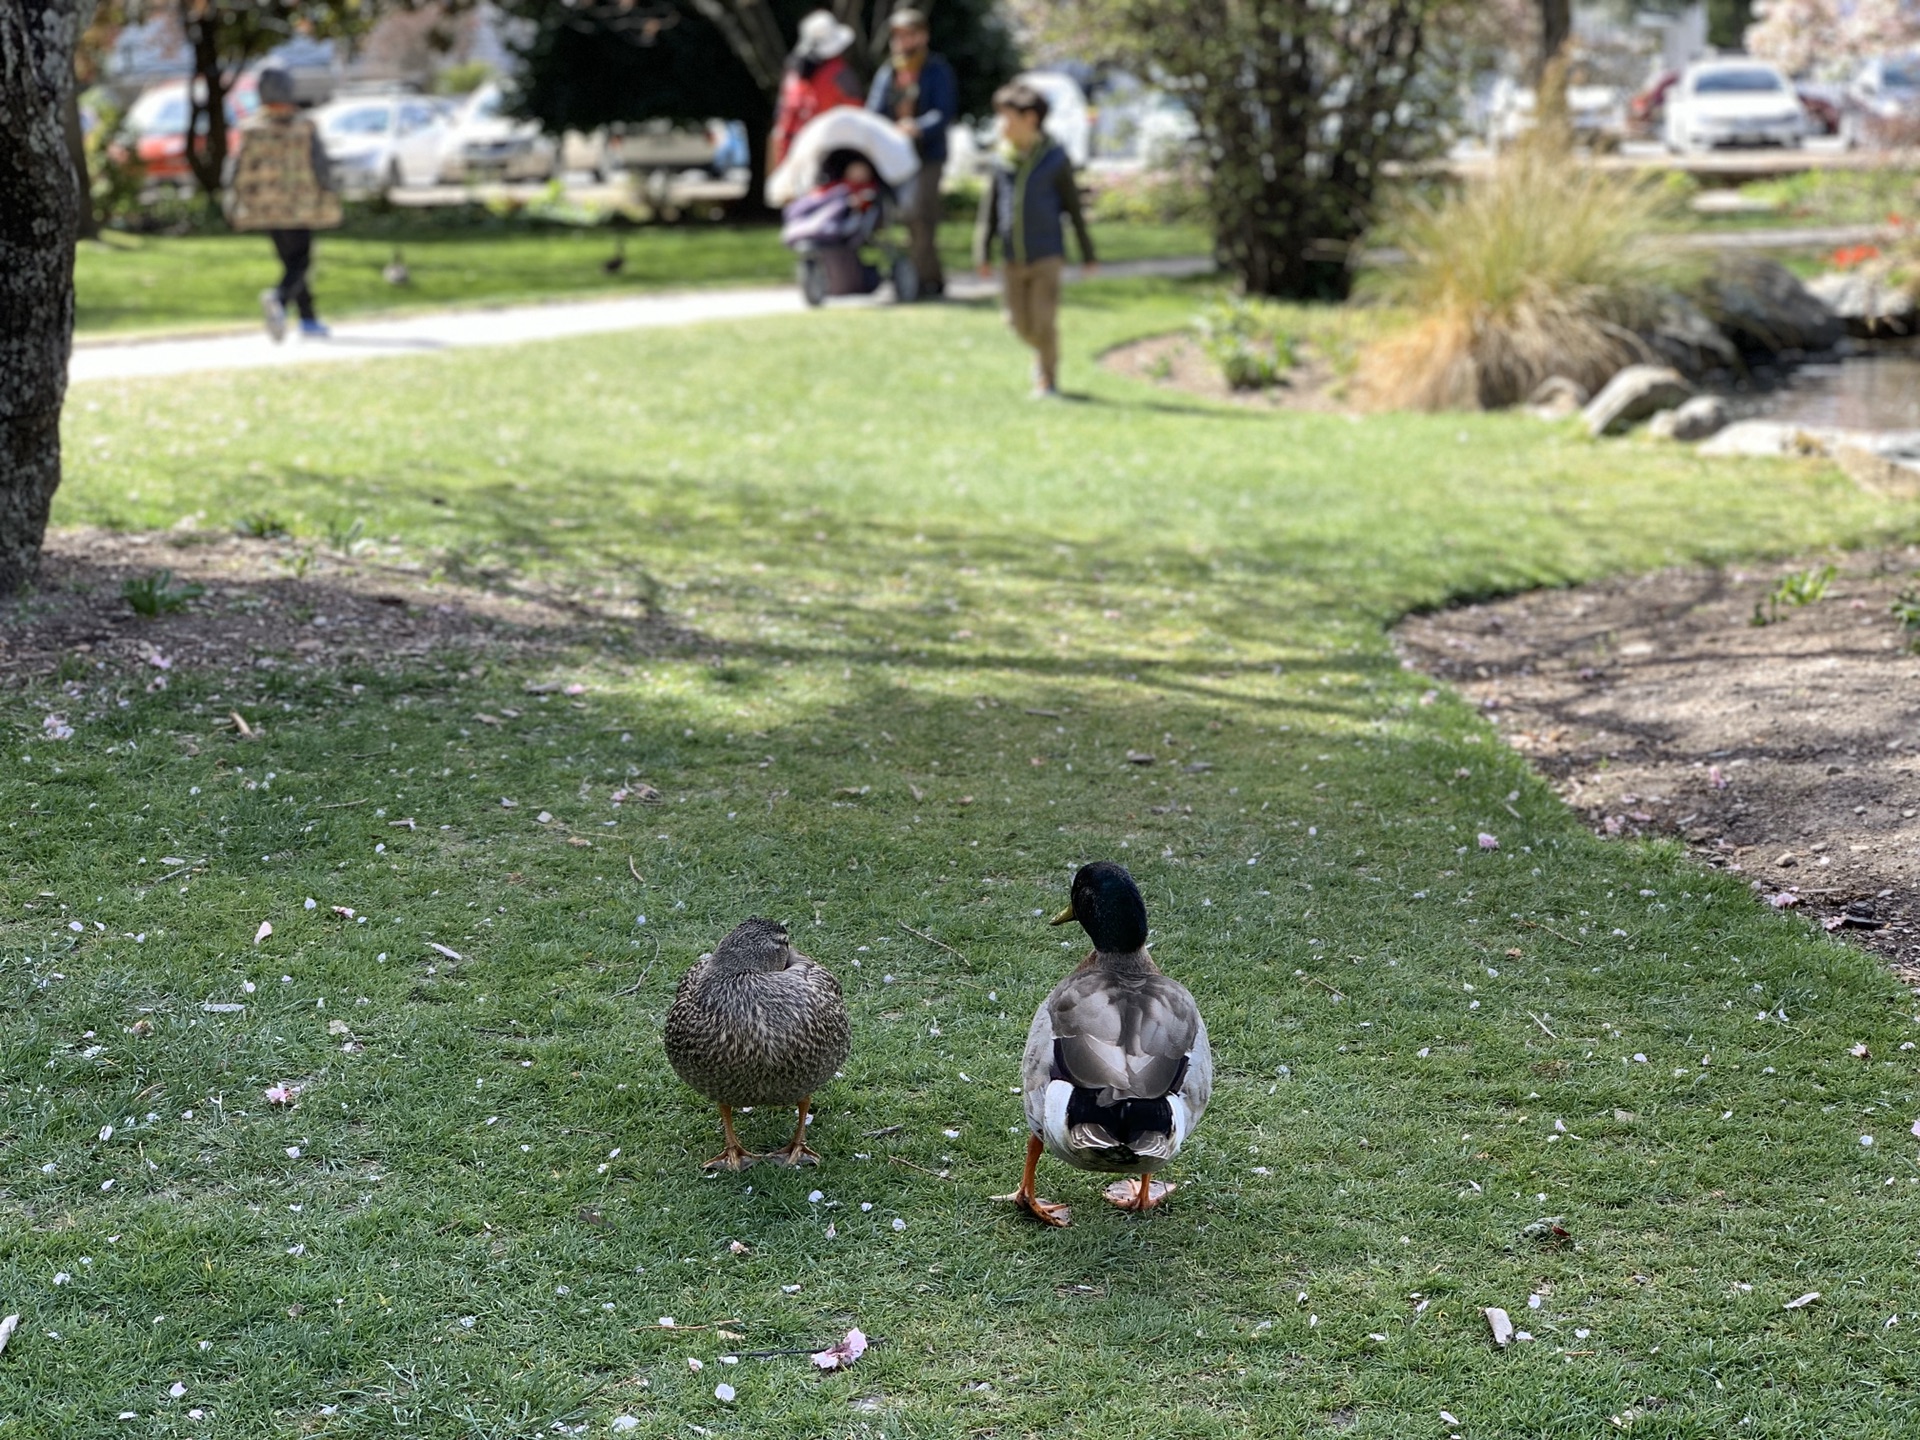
left=771, top=10, right=865, bottom=169
left=867, top=6, right=957, bottom=297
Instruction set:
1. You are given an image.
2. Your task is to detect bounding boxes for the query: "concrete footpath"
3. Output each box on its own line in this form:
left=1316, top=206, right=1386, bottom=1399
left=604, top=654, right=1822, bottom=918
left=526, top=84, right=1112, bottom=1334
left=68, top=255, right=1214, bottom=386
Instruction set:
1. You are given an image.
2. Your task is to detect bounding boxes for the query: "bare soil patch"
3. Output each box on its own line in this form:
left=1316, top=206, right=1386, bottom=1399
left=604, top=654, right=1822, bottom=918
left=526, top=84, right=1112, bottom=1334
left=1, top=527, right=685, bottom=685
left=1100, top=332, right=1356, bottom=412
left=1395, top=551, right=1920, bottom=978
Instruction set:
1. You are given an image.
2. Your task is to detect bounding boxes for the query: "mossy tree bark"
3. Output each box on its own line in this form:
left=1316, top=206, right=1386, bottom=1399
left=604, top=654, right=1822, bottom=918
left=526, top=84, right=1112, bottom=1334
left=0, top=1, right=88, bottom=595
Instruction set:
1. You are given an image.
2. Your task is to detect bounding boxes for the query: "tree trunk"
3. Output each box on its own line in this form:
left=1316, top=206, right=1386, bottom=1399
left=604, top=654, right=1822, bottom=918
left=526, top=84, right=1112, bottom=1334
left=1706, top=0, right=1752, bottom=50
left=63, top=79, right=98, bottom=240
left=1536, top=0, right=1569, bottom=78
left=182, top=3, right=231, bottom=201
left=0, top=1, right=86, bottom=596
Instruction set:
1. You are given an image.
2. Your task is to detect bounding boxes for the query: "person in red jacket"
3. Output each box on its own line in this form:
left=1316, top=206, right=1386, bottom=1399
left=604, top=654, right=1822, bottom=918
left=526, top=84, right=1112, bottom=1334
left=771, top=11, right=863, bottom=169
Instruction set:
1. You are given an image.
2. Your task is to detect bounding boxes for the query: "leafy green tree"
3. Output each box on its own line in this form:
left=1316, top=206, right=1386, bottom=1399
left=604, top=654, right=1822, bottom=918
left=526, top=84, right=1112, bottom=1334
left=1040, top=0, right=1474, bottom=299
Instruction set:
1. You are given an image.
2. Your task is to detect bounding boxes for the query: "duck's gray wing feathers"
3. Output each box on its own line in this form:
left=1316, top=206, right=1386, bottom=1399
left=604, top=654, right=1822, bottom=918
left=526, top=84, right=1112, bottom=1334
left=1049, top=968, right=1202, bottom=1107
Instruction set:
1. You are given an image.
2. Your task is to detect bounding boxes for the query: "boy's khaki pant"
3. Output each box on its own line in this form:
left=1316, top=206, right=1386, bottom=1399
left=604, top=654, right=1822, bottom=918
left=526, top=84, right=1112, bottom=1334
left=1002, top=256, right=1064, bottom=384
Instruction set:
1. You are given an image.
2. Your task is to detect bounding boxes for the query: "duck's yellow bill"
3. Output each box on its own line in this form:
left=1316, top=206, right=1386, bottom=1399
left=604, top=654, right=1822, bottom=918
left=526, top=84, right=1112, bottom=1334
left=1048, top=904, right=1076, bottom=926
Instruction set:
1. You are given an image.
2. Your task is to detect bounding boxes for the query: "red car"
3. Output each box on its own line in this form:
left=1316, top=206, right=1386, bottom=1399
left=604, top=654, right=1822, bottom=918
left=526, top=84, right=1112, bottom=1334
left=116, top=73, right=261, bottom=185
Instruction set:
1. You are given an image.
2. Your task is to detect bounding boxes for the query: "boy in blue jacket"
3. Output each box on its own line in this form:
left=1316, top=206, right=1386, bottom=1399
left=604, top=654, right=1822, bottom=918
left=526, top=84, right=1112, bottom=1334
left=975, top=82, right=1097, bottom=397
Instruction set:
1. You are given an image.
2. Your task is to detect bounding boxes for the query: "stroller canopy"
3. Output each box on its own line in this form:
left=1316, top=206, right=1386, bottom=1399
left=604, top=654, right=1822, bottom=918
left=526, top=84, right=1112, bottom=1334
left=765, top=108, right=920, bottom=208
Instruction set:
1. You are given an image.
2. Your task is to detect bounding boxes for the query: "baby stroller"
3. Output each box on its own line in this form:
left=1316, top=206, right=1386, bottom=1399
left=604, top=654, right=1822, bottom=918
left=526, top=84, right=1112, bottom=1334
left=766, top=108, right=921, bottom=306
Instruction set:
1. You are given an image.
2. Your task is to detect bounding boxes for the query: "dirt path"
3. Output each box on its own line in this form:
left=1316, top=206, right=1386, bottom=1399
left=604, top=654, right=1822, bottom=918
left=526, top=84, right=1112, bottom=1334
left=1395, top=551, right=1920, bottom=979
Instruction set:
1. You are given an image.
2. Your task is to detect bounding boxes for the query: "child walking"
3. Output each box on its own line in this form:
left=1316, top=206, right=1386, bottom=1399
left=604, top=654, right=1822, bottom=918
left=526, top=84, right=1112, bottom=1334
left=974, top=81, right=1096, bottom=398
left=224, top=68, right=340, bottom=341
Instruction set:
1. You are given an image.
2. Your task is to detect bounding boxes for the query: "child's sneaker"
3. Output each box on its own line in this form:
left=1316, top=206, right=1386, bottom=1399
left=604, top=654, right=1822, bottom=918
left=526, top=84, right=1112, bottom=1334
left=299, top=319, right=331, bottom=339
left=259, top=289, right=287, bottom=343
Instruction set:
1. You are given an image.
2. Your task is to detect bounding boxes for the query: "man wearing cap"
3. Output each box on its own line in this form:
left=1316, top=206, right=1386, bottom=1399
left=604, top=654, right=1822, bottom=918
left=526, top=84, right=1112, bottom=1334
left=771, top=11, right=864, bottom=169
left=867, top=7, right=957, bottom=297
left=224, top=67, right=339, bottom=341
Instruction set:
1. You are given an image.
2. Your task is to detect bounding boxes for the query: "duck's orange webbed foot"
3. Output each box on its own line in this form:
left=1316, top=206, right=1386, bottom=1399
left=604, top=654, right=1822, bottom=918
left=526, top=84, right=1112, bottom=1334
left=701, top=1105, right=759, bottom=1172
left=995, top=1134, right=1072, bottom=1226
left=1103, top=1174, right=1175, bottom=1212
left=766, top=1095, right=821, bottom=1167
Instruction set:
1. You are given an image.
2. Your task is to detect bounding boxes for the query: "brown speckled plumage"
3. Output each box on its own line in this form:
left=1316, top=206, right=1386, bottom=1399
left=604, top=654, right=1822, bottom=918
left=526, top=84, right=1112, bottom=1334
left=664, top=918, right=849, bottom=1168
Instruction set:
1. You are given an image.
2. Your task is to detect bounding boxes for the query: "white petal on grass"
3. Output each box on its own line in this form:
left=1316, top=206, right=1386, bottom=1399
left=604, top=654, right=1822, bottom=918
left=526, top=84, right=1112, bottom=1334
left=1484, top=1307, right=1515, bottom=1348
left=0, top=1314, right=19, bottom=1355
left=168, top=1382, right=186, bottom=1399
left=714, top=1382, right=736, bottom=1403
left=428, top=943, right=463, bottom=961
left=253, top=921, right=272, bottom=945
left=1785, top=1292, right=1821, bottom=1311
left=687, top=1357, right=703, bottom=1372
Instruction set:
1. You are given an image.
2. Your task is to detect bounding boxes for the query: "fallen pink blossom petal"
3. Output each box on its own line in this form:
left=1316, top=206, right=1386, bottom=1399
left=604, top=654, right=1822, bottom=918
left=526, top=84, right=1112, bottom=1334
left=427, top=943, right=463, bottom=961
left=1483, top=1307, right=1515, bottom=1348
left=0, top=1313, right=18, bottom=1355
left=714, top=1382, right=736, bottom=1403
left=331, top=906, right=356, bottom=920
left=564, top=683, right=587, bottom=695
left=264, top=1084, right=296, bottom=1105
left=253, top=921, right=272, bottom=945
left=42, top=714, right=74, bottom=740
left=1849, top=1042, right=1870, bottom=1059
left=1784, top=1292, right=1821, bottom=1311
left=1708, top=765, right=1727, bottom=789
left=1766, top=892, right=1802, bottom=909
left=1477, top=833, right=1499, bottom=850
left=812, top=1327, right=869, bottom=1371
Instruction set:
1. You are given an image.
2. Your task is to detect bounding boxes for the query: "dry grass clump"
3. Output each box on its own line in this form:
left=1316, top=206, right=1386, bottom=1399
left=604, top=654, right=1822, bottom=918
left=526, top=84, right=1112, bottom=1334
left=1358, top=141, right=1684, bottom=411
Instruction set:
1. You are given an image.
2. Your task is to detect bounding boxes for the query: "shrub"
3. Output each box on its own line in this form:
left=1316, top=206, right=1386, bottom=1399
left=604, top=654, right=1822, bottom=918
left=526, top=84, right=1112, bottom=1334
left=1193, top=297, right=1297, bottom=390
left=1357, top=139, right=1683, bottom=411
left=122, top=570, right=205, bottom=617
left=1088, top=166, right=1208, bottom=228
left=434, top=61, right=495, bottom=97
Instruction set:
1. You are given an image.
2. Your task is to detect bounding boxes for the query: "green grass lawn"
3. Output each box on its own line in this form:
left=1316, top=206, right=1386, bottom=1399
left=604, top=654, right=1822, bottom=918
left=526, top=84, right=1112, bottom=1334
left=72, top=215, right=1210, bottom=337
left=9, top=281, right=1920, bottom=1437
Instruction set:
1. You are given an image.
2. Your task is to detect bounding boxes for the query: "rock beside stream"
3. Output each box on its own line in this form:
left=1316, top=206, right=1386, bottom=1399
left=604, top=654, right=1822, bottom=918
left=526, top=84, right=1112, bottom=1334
left=1584, top=366, right=1694, bottom=436
left=1805, top=271, right=1917, bottom=338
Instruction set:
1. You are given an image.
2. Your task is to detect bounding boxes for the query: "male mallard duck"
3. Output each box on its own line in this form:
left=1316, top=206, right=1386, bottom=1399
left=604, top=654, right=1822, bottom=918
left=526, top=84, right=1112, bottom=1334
left=999, top=862, right=1211, bottom=1226
left=664, top=918, right=850, bottom=1171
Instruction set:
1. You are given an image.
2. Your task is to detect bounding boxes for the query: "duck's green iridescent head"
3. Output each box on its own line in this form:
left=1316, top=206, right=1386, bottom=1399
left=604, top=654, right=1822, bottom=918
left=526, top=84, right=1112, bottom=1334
left=1050, top=861, right=1148, bottom=954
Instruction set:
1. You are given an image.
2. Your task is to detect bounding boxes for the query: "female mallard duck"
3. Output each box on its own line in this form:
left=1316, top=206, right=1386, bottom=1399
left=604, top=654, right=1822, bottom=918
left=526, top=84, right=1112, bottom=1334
left=999, top=862, right=1211, bottom=1226
left=664, top=918, right=850, bottom=1171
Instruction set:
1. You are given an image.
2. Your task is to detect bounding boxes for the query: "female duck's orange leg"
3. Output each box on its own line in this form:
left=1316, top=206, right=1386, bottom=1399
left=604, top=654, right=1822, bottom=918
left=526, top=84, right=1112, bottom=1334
left=1103, top=1172, right=1177, bottom=1211
left=995, top=1135, right=1072, bottom=1227
left=701, top=1104, right=756, bottom=1171
left=767, top=1094, right=822, bottom=1167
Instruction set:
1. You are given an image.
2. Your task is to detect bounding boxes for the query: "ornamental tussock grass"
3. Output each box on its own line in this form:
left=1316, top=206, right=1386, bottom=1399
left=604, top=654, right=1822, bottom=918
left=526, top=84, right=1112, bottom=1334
left=1359, top=139, right=1685, bottom=412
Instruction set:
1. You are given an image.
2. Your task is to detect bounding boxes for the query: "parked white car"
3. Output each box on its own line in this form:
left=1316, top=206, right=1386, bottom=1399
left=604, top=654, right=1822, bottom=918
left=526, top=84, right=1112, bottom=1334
left=313, top=93, right=449, bottom=197
left=1663, top=60, right=1804, bottom=152
left=440, top=80, right=556, bottom=182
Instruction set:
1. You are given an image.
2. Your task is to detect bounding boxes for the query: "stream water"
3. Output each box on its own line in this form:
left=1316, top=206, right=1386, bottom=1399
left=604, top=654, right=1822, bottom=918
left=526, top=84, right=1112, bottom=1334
left=1731, top=342, right=1920, bottom=432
